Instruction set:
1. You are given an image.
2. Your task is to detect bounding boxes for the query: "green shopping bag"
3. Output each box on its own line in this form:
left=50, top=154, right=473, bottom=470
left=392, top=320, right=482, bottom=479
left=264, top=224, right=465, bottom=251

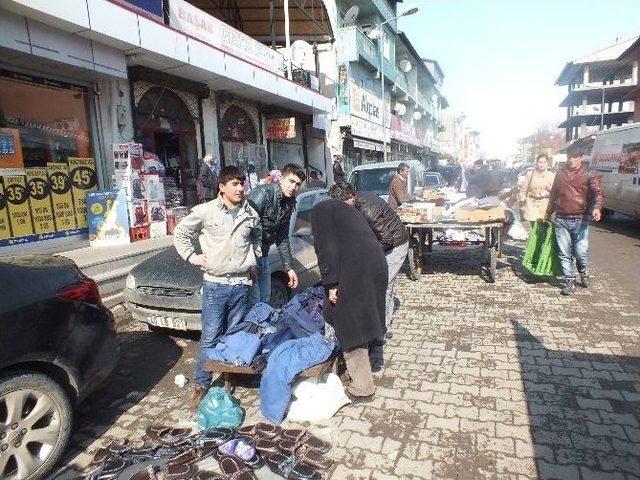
left=522, top=220, right=563, bottom=277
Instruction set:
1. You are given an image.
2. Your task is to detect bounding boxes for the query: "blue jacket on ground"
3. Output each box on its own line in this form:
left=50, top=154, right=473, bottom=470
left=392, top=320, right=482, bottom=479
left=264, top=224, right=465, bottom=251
left=259, top=332, right=335, bottom=423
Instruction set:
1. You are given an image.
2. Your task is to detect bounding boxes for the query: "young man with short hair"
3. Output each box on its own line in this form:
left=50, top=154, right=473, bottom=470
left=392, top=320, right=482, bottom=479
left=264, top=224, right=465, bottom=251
left=247, top=163, right=306, bottom=307
left=174, top=166, right=262, bottom=409
left=388, top=162, right=413, bottom=210
left=545, top=148, right=604, bottom=295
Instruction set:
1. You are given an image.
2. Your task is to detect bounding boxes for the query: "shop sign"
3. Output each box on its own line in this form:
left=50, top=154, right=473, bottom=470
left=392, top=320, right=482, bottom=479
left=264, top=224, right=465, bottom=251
left=3, top=174, right=34, bottom=238
left=390, top=115, right=422, bottom=147
left=47, top=163, right=78, bottom=231
left=266, top=118, right=296, bottom=140
left=68, top=158, right=98, bottom=228
left=169, top=0, right=284, bottom=75
left=0, top=128, right=24, bottom=169
left=351, top=116, right=385, bottom=142
left=349, top=83, right=383, bottom=125
left=0, top=181, right=10, bottom=240
left=88, top=190, right=131, bottom=247
left=26, top=168, right=55, bottom=235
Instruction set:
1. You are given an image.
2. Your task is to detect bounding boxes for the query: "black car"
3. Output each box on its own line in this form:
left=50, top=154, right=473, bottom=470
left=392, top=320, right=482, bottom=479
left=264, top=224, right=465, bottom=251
left=0, top=255, right=119, bottom=480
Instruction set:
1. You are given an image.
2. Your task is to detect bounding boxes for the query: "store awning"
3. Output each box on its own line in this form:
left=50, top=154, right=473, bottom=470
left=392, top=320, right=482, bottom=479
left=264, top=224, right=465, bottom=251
left=353, top=137, right=389, bottom=152
left=558, top=111, right=633, bottom=128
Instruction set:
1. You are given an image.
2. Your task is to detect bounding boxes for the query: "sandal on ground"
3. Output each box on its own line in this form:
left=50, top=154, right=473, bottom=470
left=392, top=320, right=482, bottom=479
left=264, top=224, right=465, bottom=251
left=252, top=437, right=280, bottom=455
left=145, top=426, right=193, bottom=446
left=264, top=452, right=321, bottom=480
left=166, top=446, right=217, bottom=466
left=130, top=463, right=196, bottom=480
left=280, top=429, right=331, bottom=453
left=218, top=456, right=257, bottom=480
left=87, top=457, right=131, bottom=479
left=237, top=423, right=281, bottom=439
left=190, top=427, right=236, bottom=447
left=277, top=440, right=333, bottom=470
left=218, top=438, right=265, bottom=469
left=193, top=471, right=225, bottom=480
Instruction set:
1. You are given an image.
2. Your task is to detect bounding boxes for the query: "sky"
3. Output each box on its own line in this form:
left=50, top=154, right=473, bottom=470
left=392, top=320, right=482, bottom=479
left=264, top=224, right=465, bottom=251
left=398, top=0, right=640, bottom=158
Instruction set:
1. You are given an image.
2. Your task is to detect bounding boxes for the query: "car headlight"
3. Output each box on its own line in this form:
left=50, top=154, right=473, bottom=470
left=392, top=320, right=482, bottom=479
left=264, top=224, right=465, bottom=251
left=125, top=274, right=136, bottom=290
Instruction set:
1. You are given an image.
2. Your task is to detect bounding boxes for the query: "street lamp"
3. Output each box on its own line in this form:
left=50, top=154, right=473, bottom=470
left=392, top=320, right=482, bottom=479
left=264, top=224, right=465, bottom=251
left=367, top=7, right=419, bottom=161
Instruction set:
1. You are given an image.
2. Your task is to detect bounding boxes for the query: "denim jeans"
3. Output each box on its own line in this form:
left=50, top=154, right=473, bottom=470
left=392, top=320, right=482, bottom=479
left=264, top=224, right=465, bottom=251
left=247, top=256, right=271, bottom=310
left=554, top=215, right=589, bottom=281
left=195, top=281, right=248, bottom=387
left=385, top=241, right=409, bottom=328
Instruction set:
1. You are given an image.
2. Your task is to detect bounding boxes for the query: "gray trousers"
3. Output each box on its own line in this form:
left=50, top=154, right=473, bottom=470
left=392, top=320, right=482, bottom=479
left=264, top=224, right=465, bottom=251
left=385, top=241, right=409, bottom=328
left=343, top=346, right=375, bottom=397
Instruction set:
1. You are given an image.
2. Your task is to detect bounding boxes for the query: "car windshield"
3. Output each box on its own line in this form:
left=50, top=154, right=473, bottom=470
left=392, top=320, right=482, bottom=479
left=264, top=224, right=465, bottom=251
left=425, top=174, right=441, bottom=188
left=350, top=168, right=396, bottom=195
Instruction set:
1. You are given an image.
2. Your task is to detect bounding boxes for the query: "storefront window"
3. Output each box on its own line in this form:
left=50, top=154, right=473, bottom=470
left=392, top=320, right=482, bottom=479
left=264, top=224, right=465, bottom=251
left=0, top=71, right=97, bottom=246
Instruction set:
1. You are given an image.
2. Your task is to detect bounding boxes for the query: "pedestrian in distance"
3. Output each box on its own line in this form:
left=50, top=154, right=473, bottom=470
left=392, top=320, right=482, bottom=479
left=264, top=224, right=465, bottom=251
left=388, top=162, right=414, bottom=210
left=544, top=147, right=604, bottom=296
left=311, top=198, right=388, bottom=403
left=466, top=159, right=493, bottom=198
left=173, top=166, right=262, bottom=410
left=519, top=153, right=555, bottom=226
left=196, top=153, right=219, bottom=203
left=332, top=156, right=346, bottom=183
left=247, top=163, right=305, bottom=308
left=307, top=170, right=325, bottom=188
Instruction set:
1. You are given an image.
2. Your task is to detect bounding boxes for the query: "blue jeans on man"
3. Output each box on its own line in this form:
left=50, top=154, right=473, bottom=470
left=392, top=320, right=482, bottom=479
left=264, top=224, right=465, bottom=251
left=195, top=281, right=248, bottom=388
left=554, top=215, right=589, bottom=282
left=247, top=256, right=271, bottom=309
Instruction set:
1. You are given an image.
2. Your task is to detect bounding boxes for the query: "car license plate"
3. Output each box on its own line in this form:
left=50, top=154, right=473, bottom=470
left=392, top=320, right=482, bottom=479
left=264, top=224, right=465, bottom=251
left=147, top=315, right=187, bottom=330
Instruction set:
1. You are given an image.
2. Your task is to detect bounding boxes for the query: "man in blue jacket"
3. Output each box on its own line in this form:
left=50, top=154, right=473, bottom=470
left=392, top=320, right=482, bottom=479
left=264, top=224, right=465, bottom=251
left=247, top=163, right=306, bottom=308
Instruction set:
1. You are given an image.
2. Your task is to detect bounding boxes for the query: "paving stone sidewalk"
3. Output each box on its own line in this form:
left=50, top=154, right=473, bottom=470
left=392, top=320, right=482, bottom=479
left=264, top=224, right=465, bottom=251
left=62, top=241, right=640, bottom=479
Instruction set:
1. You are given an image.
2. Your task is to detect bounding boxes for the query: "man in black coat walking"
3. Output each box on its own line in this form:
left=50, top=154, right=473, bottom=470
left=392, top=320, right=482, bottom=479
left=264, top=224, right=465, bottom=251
left=311, top=199, right=388, bottom=402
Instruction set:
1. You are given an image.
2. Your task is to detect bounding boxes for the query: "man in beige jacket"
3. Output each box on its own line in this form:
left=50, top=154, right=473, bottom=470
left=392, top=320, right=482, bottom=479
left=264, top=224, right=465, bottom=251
left=174, top=165, right=262, bottom=409
left=388, top=162, right=414, bottom=210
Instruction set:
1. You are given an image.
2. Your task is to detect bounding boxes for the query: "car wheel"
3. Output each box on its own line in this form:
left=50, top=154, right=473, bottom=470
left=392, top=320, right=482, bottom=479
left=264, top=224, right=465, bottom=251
left=270, top=276, right=291, bottom=308
left=0, top=371, right=73, bottom=480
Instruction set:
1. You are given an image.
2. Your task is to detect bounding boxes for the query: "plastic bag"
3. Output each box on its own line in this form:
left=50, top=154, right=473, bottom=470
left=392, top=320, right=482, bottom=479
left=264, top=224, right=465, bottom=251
left=522, top=220, right=563, bottom=277
left=196, top=387, right=244, bottom=429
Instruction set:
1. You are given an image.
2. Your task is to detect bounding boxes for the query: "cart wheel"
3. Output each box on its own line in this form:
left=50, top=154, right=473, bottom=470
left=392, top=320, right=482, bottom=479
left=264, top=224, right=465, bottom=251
left=489, top=245, right=497, bottom=283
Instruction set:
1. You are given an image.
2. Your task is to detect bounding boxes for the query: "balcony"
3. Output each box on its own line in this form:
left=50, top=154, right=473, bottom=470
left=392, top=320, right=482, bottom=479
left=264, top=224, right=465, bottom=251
left=394, top=68, right=408, bottom=95
left=337, top=26, right=395, bottom=83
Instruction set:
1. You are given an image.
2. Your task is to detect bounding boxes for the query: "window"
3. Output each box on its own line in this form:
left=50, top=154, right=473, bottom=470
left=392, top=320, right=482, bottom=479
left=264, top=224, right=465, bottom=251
left=293, top=192, right=327, bottom=237
left=350, top=167, right=396, bottom=195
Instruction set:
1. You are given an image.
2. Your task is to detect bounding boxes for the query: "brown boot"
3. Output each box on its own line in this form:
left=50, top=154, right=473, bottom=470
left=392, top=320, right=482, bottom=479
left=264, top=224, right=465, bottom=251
left=189, top=385, right=207, bottom=412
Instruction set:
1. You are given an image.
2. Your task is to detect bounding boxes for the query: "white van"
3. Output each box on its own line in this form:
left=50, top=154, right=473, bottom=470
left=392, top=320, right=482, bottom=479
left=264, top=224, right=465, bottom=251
left=348, top=160, right=426, bottom=202
left=590, top=124, right=640, bottom=218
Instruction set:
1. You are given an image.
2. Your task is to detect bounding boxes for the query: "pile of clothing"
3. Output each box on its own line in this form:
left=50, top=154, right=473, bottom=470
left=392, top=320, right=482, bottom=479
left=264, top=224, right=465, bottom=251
left=206, top=287, right=337, bottom=424
left=84, top=423, right=333, bottom=480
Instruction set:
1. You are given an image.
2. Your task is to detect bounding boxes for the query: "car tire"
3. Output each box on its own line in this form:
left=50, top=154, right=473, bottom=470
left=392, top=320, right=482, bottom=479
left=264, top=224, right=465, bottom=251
left=270, top=276, right=291, bottom=308
left=0, top=371, right=73, bottom=480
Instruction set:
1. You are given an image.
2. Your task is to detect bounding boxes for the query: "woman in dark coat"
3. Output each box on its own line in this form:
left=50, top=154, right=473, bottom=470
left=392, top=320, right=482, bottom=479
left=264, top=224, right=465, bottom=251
left=311, top=198, right=388, bottom=401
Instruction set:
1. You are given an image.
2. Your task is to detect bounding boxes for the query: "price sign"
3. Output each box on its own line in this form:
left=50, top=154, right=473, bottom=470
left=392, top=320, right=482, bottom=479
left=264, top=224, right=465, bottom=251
left=0, top=181, right=11, bottom=240
left=26, top=168, right=55, bottom=234
left=4, top=174, right=34, bottom=238
left=68, top=157, right=98, bottom=228
left=47, top=162, right=77, bottom=231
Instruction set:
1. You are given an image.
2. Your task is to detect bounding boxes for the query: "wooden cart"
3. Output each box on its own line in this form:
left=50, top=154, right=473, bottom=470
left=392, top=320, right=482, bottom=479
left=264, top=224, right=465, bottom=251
left=404, top=219, right=504, bottom=283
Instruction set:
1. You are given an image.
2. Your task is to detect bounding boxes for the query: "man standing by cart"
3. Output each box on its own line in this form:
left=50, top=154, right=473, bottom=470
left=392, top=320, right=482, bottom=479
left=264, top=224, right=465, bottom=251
left=388, top=162, right=414, bottom=210
left=545, top=147, right=604, bottom=295
left=173, top=166, right=262, bottom=410
left=247, top=163, right=306, bottom=308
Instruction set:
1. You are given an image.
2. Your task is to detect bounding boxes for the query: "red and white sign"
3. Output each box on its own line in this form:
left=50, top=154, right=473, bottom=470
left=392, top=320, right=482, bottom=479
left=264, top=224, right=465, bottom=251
left=169, top=0, right=284, bottom=75
left=266, top=118, right=297, bottom=140
left=391, top=115, right=422, bottom=147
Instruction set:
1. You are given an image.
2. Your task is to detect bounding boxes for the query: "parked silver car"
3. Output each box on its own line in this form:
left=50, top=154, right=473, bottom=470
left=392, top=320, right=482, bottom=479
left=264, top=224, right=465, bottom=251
left=124, top=189, right=327, bottom=331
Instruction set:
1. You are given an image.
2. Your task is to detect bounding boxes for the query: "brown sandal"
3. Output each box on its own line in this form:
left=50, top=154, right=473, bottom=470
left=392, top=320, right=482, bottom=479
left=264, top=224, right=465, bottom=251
left=280, top=429, right=331, bottom=453
left=145, top=425, right=192, bottom=446
left=277, top=440, right=333, bottom=470
left=238, top=423, right=281, bottom=439
left=219, top=456, right=257, bottom=480
left=130, top=463, right=196, bottom=480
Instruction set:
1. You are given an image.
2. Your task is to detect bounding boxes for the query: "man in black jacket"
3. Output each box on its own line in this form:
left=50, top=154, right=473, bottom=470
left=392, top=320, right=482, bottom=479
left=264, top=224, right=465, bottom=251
left=329, top=182, right=409, bottom=335
left=247, top=163, right=305, bottom=308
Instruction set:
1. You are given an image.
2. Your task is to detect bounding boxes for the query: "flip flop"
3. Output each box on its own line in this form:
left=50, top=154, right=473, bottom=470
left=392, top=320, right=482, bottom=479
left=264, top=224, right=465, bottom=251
left=280, top=429, right=331, bottom=453
left=218, top=439, right=265, bottom=469
left=145, top=426, right=193, bottom=446
left=264, top=452, right=321, bottom=480
left=88, top=457, right=131, bottom=480
left=218, top=456, right=257, bottom=480
left=252, top=437, right=280, bottom=455
left=129, top=463, right=196, bottom=480
left=237, top=423, right=281, bottom=439
left=192, top=428, right=236, bottom=446
left=277, top=440, right=334, bottom=470
left=166, top=446, right=217, bottom=466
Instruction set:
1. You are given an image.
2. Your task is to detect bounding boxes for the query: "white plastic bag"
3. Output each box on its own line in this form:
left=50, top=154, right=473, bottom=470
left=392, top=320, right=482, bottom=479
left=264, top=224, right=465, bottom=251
left=287, top=373, right=350, bottom=422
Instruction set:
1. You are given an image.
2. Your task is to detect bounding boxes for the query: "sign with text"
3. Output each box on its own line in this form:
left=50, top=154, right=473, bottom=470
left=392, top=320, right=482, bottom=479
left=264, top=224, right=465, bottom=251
left=68, top=157, right=98, bottom=228
left=0, top=181, right=13, bottom=240
left=349, top=83, right=383, bottom=125
left=26, top=168, right=55, bottom=234
left=266, top=118, right=297, bottom=140
left=390, top=115, right=422, bottom=147
left=88, top=190, right=131, bottom=246
left=351, top=116, right=385, bottom=142
left=169, top=0, right=284, bottom=75
left=3, top=174, right=34, bottom=238
left=47, top=162, right=78, bottom=231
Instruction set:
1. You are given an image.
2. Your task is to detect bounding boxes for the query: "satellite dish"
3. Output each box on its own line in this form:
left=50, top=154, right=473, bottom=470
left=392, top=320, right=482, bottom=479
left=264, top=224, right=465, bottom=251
left=342, top=6, right=359, bottom=26
left=413, top=111, right=422, bottom=121
left=291, top=40, right=313, bottom=68
left=394, top=102, right=407, bottom=116
left=399, top=58, right=413, bottom=73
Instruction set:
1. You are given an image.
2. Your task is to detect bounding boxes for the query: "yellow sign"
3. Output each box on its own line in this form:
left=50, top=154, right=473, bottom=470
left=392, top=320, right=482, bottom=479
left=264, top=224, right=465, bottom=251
left=26, top=168, right=56, bottom=234
left=4, top=174, right=34, bottom=238
left=0, top=181, right=12, bottom=240
left=47, top=162, right=77, bottom=231
left=68, top=157, right=98, bottom=228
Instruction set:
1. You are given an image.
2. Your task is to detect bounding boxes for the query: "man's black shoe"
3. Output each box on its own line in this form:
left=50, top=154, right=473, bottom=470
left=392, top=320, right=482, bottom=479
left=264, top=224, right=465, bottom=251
left=347, top=392, right=375, bottom=404
left=408, top=273, right=419, bottom=281
left=561, top=280, right=576, bottom=296
left=579, top=271, right=591, bottom=288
